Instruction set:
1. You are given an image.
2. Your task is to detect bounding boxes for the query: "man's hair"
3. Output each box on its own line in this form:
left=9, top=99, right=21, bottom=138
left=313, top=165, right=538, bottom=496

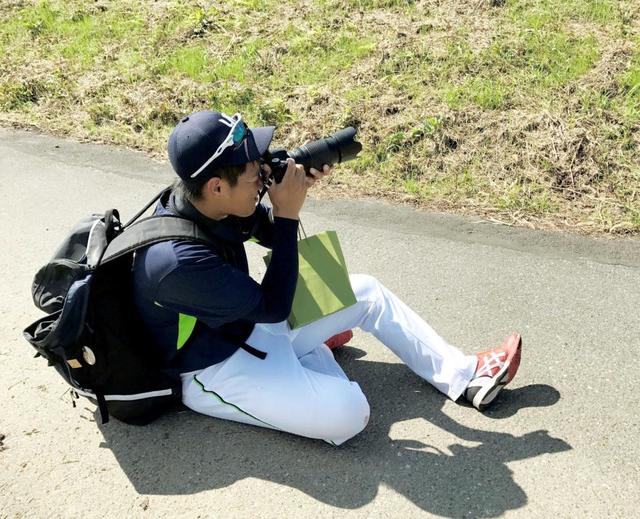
left=175, top=161, right=254, bottom=201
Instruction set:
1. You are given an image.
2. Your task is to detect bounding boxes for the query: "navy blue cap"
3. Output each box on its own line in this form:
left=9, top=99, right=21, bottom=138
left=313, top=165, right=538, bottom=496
left=167, top=110, right=275, bottom=182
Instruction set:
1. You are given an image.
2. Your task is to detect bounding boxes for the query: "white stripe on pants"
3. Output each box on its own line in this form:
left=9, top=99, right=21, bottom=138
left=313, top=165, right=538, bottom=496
left=181, top=274, right=477, bottom=445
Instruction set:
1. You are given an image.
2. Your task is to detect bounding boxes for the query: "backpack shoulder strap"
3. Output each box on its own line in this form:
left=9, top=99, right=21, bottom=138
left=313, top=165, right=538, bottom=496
left=100, top=216, right=216, bottom=266
left=123, top=185, right=172, bottom=228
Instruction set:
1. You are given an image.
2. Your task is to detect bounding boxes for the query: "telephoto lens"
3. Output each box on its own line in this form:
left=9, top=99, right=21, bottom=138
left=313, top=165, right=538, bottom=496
left=263, top=127, right=363, bottom=184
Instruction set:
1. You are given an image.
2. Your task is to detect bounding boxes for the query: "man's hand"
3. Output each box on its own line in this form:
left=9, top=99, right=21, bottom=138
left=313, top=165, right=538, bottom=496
left=267, top=158, right=308, bottom=221
left=306, top=164, right=333, bottom=187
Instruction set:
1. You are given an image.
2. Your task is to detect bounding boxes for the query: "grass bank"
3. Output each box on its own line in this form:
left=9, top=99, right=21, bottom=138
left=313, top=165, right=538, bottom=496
left=1, top=0, right=639, bottom=234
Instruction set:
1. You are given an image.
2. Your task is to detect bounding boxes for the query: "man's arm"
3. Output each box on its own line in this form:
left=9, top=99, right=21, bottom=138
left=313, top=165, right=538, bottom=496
left=154, top=215, right=298, bottom=326
left=154, top=160, right=308, bottom=327
left=246, top=215, right=298, bottom=321
left=245, top=203, right=276, bottom=248
left=247, top=161, right=333, bottom=248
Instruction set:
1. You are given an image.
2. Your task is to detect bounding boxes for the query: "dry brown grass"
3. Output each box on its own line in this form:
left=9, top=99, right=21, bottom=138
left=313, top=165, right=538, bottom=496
left=1, top=0, right=639, bottom=235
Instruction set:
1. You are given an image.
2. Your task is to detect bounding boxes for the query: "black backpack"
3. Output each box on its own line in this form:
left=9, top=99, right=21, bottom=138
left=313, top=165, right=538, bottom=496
left=23, top=188, right=216, bottom=425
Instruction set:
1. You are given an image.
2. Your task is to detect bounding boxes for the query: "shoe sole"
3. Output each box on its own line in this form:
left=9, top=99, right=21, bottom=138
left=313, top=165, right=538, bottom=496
left=474, top=334, right=522, bottom=411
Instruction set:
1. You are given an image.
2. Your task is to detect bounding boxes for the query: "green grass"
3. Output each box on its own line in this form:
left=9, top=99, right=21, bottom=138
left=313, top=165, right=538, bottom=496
left=0, top=0, right=639, bottom=234
left=276, top=24, right=376, bottom=86
left=508, top=0, right=624, bottom=27
left=616, top=45, right=640, bottom=124
left=438, top=27, right=601, bottom=110
left=443, top=78, right=511, bottom=110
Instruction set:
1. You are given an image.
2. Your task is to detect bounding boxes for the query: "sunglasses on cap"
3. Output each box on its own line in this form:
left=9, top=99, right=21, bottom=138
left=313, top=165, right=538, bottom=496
left=190, top=113, right=248, bottom=178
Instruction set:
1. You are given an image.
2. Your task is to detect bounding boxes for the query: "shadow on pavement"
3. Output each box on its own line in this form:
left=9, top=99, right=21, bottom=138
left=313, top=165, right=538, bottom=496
left=98, top=346, right=570, bottom=517
left=481, top=384, right=562, bottom=419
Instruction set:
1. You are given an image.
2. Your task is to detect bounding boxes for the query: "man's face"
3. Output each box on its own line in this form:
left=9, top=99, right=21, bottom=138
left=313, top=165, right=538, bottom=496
left=222, top=161, right=264, bottom=218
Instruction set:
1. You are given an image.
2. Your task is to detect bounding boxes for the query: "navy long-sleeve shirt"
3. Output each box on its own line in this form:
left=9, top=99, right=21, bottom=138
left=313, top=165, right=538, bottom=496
left=131, top=189, right=299, bottom=374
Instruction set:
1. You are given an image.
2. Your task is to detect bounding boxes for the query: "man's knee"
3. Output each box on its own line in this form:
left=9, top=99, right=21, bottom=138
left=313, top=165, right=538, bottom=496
left=317, top=384, right=370, bottom=443
left=349, top=274, right=383, bottom=302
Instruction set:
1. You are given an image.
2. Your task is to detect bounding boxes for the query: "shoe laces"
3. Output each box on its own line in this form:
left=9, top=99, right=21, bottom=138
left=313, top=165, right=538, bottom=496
left=476, top=350, right=507, bottom=377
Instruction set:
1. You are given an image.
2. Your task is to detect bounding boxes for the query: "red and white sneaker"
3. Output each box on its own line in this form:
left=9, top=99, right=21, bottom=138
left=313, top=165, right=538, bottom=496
left=324, top=330, right=353, bottom=351
left=464, top=332, right=522, bottom=410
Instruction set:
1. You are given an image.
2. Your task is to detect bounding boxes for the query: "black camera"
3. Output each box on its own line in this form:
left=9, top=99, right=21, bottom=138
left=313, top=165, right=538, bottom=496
left=261, top=127, right=363, bottom=184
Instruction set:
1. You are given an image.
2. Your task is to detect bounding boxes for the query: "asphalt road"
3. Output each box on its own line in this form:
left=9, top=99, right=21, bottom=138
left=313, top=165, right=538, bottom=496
left=1, top=128, right=639, bottom=518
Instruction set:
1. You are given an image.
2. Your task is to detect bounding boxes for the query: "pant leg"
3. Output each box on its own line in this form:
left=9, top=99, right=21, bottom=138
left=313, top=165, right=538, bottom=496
left=298, top=343, right=350, bottom=380
left=181, top=323, right=369, bottom=446
left=290, top=274, right=477, bottom=400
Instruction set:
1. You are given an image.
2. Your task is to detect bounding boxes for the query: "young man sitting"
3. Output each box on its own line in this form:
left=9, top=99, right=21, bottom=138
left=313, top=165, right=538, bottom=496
left=131, top=110, right=522, bottom=445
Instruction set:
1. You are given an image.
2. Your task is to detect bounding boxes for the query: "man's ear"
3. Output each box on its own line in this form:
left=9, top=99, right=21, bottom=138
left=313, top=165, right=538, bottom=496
left=206, top=176, right=223, bottom=195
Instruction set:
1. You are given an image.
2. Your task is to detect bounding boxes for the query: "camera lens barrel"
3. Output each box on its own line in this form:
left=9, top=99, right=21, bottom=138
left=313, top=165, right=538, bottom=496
left=264, top=126, right=362, bottom=184
left=290, top=127, right=362, bottom=173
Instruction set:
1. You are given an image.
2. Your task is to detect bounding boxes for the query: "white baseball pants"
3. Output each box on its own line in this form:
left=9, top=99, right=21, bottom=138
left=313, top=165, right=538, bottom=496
left=181, top=274, right=477, bottom=445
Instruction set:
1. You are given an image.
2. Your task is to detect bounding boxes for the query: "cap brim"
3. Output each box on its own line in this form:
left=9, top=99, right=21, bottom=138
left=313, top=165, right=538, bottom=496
left=225, top=125, right=275, bottom=166
left=250, top=126, right=275, bottom=157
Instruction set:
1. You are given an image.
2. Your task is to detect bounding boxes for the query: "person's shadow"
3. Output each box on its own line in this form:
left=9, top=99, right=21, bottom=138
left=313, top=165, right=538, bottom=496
left=97, top=346, right=570, bottom=517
